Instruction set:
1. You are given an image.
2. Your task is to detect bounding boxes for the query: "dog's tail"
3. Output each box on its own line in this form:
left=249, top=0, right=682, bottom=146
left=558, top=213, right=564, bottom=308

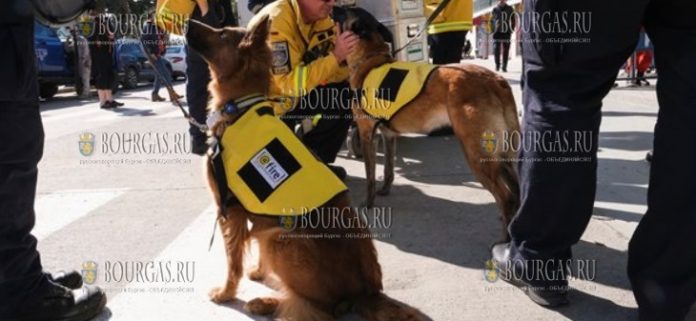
left=351, top=293, right=427, bottom=321
left=497, top=79, right=521, bottom=219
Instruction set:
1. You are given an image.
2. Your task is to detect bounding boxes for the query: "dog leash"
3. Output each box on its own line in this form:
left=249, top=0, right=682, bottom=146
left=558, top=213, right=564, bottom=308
left=137, top=38, right=209, bottom=134
left=392, top=0, right=454, bottom=56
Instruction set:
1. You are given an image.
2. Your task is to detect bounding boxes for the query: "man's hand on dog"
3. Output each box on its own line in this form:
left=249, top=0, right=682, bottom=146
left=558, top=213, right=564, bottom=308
left=333, top=23, right=358, bottom=63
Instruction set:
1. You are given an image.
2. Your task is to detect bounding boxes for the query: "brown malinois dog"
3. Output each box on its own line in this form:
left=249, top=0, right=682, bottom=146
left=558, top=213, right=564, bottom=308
left=334, top=7, right=521, bottom=237
left=186, top=16, right=427, bottom=321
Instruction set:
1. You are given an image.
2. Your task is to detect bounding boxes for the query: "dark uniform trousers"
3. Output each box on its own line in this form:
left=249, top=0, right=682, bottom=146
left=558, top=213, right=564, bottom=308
left=493, top=35, right=511, bottom=69
left=0, top=17, right=52, bottom=315
left=509, top=0, right=696, bottom=320
left=186, top=8, right=221, bottom=142
left=281, top=81, right=352, bottom=164
left=429, top=31, right=467, bottom=65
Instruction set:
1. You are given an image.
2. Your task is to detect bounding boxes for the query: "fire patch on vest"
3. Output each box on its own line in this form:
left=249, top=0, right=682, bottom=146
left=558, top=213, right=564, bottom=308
left=220, top=101, right=347, bottom=215
left=359, top=61, right=438, bottom=121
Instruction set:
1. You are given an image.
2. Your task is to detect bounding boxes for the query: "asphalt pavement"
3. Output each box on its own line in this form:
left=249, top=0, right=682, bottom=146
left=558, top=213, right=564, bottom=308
left=33, top=57, right=694, bottom=321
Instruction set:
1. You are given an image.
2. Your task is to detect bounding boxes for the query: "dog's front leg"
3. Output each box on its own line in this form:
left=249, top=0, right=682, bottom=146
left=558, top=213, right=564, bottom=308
left=378, top=133, right=396, bottom=196
left=209, top=205, right=249, bottom=303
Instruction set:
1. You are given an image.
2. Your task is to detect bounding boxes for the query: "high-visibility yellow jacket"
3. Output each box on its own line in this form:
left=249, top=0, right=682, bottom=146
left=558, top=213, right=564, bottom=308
left=424, top=0, right=473, bottom=35
left=248, top=0, right=349, bottom=115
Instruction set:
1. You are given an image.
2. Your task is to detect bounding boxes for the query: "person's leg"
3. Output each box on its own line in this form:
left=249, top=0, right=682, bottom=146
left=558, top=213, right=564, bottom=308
left=429, top=33, right=446, bottom=64
left=160, top=58, right=173, bottom=87
left=493, top=38, right=502, bottom=70
left=282, top=82, right=352, bottom=164
left=152, top=61, right=161, bottom=98
left=494, top=0, right=649, bottom=303
left=185, top=46, right=210, bottom=154
left=97, top=89, right=105, bottom=105
left=628, top=1, right=696, bottom=319
left=0, top=102, right=50, bottom=316
left=442, top=31, right=466, bottom=64
left=502, top=38, right=511, bottom=71
left=186, top=10, right=221, bottom=155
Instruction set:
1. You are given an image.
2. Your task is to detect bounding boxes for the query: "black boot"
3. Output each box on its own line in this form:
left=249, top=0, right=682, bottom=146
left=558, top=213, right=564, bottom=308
left=1, top=281, right=106, bottom=321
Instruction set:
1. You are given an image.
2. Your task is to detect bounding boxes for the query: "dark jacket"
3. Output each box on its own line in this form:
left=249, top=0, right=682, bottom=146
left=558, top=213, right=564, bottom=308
left=0, top=0, right=36, bottom=103
left=491, top=2, right=516, bottom=39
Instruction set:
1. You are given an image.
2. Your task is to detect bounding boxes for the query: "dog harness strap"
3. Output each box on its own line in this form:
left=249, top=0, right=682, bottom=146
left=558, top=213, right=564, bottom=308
left=211, top=144, right=233, bottom=216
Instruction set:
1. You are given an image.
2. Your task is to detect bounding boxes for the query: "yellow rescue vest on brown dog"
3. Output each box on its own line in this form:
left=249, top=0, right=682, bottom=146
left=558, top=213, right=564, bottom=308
left=218, top=101, right=347, bottom=216
left=359, top=61, right=438, bottom=121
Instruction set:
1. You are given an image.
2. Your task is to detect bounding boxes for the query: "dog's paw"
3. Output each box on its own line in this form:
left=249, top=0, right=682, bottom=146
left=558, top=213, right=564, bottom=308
left=244, top=297, right=279, bottom=315
left=208, top=286, right=236, bottom=303
left=248, top=267, right=266, bottom=282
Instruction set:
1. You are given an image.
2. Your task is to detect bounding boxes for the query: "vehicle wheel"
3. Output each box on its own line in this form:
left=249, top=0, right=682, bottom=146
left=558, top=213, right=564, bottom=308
left=39, top=83, right=58, bottom=99
left=74, top=82, right=83, bottom=97
left=111, top=80, right=120, bottom=94
left=124, top=67, right=138, bottom=89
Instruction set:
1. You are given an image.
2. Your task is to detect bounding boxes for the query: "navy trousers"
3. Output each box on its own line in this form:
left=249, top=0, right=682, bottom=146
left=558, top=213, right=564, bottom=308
left=0, top=19, right=51, bottom=315
left=428, top=31, right=467, bottom=65
left=185, top=9, right=220, bottom=141
left=509, top=0, right=696, bottom=320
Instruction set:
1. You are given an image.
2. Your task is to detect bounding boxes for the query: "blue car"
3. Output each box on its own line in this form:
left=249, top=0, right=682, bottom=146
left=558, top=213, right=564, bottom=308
left=34, top=21, right=76, bottom=98
left=34, top=22, right=173, bottom=98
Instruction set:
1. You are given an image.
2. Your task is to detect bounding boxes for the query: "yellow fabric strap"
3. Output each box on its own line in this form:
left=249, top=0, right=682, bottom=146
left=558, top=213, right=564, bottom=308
left=427, top=21, right=473, bottom=34
left=294, top=66, right=308, bottom=97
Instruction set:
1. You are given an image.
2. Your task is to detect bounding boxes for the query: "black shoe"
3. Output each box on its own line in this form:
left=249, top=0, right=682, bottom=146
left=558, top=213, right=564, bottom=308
left=100, top=101, right=116, bottom=109
left=48, top=271, right=83, bottom=289
left=495, top=65, right=500, bottom=71
left=502, top=66, right=508, bottom=72
left=191, top=136, right=208, bottom=156
left=109, top=100, right=124, bottom=107
left=5, top=282, right=106, bottom=321
left=491, top=243, right=569, bottom=307
left=327, top=165, right=347, bottom=180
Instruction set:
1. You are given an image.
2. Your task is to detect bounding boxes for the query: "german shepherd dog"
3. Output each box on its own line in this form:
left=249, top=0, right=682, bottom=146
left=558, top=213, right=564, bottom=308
left=186, top=16, right=426, bottom=321
left=333, top=7, right=521, bottom=237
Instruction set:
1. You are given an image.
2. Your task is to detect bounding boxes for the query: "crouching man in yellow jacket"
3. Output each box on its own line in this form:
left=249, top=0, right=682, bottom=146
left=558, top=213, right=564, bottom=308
left=249, top=0, right=358, bottom=179
left=424, top=0, right=473, bottom=64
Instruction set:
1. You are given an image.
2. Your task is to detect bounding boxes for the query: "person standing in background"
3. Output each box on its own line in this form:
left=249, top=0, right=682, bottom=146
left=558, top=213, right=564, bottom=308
left=75, top=22, right=92, bottom=98
left=424, top=0, right=473, bottom=64
left=142, top=14, right=183, bottom=102
left=185, top=0, right=237, bottom=155
left=490, top=0, right=515, bottom=72
left=88, top=9, right=124, bottom=109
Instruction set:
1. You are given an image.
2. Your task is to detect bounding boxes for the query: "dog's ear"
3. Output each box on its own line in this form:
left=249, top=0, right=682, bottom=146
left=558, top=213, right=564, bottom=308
left=241, top=14, right=270, bottom=49
left=377, top=23, right=393, bottom=44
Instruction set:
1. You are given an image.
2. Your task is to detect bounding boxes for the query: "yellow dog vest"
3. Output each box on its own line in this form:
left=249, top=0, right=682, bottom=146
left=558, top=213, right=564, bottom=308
left=218, top=101, right=347, bottom=216
left=359, top=62, right=438, bottom=121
